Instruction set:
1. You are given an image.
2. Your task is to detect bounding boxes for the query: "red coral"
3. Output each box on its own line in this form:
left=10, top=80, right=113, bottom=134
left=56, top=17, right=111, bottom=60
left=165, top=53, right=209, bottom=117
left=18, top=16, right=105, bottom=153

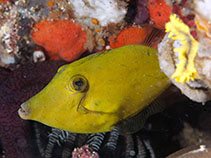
left=109, top=26, right=153, bottom=49
left=31, top=20, right=87, bottom=62
left=147, top=0, right=172, bottom=29
left=0, top=0, right=12, bottom=3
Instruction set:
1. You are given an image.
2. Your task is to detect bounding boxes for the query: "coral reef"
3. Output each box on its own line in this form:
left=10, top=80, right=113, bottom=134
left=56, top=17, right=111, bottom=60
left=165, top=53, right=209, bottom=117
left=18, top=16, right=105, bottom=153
left=134, top=0, right=149, bottom=25
left=68, top=0, right=127, bottom=27
left=109, top=26, right=152, bottom=49
left=147, top=0, right=172, bottom=29
left=0, top=0, right=12, bottom=3
left=158, top=1, right=211, bottom=103
left=0, top=1, right=211, bottom=158
left=0, top=0, right=130, bottom=67
left=158, top=34, right=211, bottom=102
left=44, top=0, right=129, bottom=52
left=194, top=0, right=211, bottom=22
left=0, top=0, right=50, bottom=69
left=165, top=14, right=199, bottom=83
left=193, top=0, right=211, bottom=90
left=0, top=0, right=160, bottom=67
left=31, top=20, right=87, bottom=61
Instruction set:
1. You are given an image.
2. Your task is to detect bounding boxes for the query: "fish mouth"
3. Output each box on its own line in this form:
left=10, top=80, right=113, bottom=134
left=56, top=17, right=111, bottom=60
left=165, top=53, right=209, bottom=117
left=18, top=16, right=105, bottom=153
left=18, top=103, right=30, bottom=119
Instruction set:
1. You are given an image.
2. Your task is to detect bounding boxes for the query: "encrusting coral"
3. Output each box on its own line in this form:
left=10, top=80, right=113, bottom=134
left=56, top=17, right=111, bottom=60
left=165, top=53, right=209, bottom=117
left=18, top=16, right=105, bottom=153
left=109, top=26, right=153, bottom=49
left=193, top=1, right=211, bottom=93
left=0, top=0, right=11, bottom=3
left=134, top=0, right=149, bottom=25
left=147, top=0, right=172, bottom=29
left=72, top=145, right=99, bottom=158
left=0, top=0, right=51, bottom=69
left=0, top=0, right=156, bottom=66
left=67, top=0, right=127, bottom=27
left=31, top=20, right=87, bottom=62
left=158, top=12, right=211, bottom=102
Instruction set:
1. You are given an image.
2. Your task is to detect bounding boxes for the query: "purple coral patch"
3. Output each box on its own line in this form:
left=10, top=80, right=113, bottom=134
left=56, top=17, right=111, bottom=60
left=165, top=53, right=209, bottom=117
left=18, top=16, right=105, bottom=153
left=72, top=145, right=99, bottom=158
left=134, top=0, right=149, bottom=25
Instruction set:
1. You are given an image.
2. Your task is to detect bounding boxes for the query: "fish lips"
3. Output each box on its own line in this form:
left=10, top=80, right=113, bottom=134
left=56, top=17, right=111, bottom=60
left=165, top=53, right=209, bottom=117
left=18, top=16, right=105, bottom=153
left=18, top=102, right=31, bottom=119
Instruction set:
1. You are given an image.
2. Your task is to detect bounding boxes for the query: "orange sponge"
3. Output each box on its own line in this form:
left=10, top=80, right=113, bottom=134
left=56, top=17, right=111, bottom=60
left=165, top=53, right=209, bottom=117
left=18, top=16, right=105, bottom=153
left=31, top=20, right=87, bottom=61
left=109, top=26, right=152, bottom=49
left=0, top=0, right=12, bottom=3
left=147, top=0, right=172, bottom=29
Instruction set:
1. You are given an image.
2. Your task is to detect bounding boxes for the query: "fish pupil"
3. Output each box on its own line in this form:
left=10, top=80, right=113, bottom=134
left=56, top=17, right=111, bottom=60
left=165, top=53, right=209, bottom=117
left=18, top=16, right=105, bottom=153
left=70, top=75, right=88, bottom=92
left=75, top=79, right=84, bottom=87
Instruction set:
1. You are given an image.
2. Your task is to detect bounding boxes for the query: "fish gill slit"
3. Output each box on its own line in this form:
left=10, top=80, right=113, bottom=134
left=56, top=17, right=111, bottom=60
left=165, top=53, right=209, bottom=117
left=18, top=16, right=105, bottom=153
left=76, top=94, right=114, bottom=115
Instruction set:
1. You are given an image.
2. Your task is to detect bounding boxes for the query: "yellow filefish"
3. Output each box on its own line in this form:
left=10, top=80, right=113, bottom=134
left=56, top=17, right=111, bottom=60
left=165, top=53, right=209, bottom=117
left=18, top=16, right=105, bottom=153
left=18, top=45, right=170, bottom=134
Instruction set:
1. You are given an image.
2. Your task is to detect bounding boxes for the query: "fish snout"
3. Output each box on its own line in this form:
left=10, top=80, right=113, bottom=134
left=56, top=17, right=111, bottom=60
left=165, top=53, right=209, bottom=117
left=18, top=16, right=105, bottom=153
left=18, top=103, right=31, bottom=119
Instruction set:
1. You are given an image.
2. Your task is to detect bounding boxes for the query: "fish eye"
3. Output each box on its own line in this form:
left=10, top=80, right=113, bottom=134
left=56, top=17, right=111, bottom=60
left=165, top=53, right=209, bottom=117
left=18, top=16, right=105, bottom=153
left=69, top=75, right=88, bottom=92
